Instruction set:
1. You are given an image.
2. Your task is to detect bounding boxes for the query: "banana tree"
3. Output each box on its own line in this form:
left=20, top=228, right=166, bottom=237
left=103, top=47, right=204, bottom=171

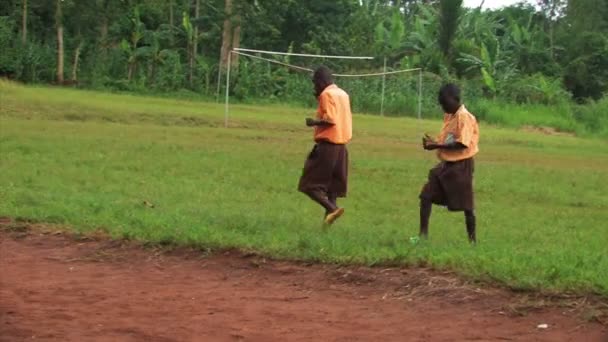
left=458, top=41, right=518, bottom=97
left=140, top=27, right=173, bottom=85
left=374, top=10, right=406, bottom=63
left=406, top=3, right=444, bottom=73
left=120, top=6, right=146, bottom=81
left=177, top=12, right=207, bottom=88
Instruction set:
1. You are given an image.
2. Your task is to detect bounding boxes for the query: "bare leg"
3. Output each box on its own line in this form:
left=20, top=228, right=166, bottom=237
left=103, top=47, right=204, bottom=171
left=419, top=198, right=432, bottom=239
left=465, top=210, right=476, bottom=244
left=304, top=189, right=338, bottom=214
left=327, top=193, right=337, bottom=216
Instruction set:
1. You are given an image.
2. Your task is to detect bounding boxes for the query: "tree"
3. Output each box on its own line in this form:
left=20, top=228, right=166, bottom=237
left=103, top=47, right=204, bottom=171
left=21, top=0, right=27, bottom=44
left=438, top=0, right=463, bottom=67
left=374, top=10, right=406, bottom=62
left=231, top=12, right=241, bottom=69
left=55, top=0, right=64, bottom=83
left=536, top=0, right=566, bottom=59
left=560, top=0, right=608, bottom=99
left=120, top=6, right=147, bottom=81
left=182, top=12, right=197, bottom=87
left=193, top=0, right=200, bottom=65
left=219, top=0, right=233, bottom=70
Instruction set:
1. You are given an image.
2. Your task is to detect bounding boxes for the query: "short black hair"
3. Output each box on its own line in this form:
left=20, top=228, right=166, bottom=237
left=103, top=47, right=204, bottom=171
left=313, top=66, right=334, bottom=85
left=438, top=83, right=461, bottom=103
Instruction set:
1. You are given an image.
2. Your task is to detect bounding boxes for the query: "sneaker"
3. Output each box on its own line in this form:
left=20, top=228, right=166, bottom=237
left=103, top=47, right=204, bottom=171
left=324, top=208, right=345, bottom=226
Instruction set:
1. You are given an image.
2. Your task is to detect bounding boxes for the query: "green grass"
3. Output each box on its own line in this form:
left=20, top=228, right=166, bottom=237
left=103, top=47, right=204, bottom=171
left=1, top=80, right=607, bottom=297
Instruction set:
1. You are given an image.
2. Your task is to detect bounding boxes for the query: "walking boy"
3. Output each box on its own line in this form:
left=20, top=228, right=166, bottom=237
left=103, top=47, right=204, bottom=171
left=420, top=84, right=479, bottom=243
left=298, top=66, right=352, bottom=225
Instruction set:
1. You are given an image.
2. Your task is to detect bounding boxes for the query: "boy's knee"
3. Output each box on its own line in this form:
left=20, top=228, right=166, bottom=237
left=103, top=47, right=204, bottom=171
left=420, top=197, right=431, bottom=207
left=465, top=210, right=475, bottom=218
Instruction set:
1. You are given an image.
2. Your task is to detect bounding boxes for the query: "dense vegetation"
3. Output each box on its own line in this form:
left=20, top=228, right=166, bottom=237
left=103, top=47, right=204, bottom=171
left=1, top=0, right=607, bottom=135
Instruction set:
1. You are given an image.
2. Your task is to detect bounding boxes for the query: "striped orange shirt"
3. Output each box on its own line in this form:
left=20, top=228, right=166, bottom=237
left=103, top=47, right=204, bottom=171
left=314, top=84, right=353, bottom=145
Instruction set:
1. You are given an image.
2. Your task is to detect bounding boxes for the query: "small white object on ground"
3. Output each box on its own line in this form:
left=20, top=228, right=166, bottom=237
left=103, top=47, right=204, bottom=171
left=537, top=324, right=549, bottom=329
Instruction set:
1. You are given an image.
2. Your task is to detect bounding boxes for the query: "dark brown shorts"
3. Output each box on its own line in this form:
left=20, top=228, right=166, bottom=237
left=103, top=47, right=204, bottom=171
left=420, top=158, right=475, bottom=212
left=298, top=142, right=349, bottom=197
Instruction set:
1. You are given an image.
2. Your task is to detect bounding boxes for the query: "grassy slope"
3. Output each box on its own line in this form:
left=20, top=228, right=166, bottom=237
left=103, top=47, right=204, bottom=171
left=1, top=81, right=607, bottom=296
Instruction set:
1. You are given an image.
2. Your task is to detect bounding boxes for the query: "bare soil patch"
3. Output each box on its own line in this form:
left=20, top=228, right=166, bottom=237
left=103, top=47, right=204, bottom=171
left=1, top=221, right=606, bottom=341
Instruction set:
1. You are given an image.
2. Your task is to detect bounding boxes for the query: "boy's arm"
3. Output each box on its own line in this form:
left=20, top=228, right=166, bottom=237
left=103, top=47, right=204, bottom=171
left=306, top=118, right=334, bottom=127
left=423, top=113, right=471, bottom=150
left=423, top=140, right=467, bottom=150
left=307, top=92, right=336, bottom=127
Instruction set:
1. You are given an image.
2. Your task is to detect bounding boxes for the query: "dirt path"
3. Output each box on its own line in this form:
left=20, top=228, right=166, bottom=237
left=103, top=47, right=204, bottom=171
left=1, top=228, right=606, bottom=342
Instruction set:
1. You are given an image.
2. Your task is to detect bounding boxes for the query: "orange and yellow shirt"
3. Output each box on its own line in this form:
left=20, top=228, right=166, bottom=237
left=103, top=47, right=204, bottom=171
left=436, top=105, right=479, bottom=162
left=314, top=84, right=352, bottom=145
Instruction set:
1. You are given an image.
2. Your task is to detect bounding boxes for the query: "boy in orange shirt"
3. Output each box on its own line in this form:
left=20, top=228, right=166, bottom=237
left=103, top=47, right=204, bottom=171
left=420, top=84, right=479, bottom=243
left=298, top=66, right=352, bottom=226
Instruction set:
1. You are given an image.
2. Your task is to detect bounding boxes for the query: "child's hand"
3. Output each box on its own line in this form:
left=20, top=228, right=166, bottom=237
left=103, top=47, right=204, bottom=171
left=422, top=134, right=437, bottom=150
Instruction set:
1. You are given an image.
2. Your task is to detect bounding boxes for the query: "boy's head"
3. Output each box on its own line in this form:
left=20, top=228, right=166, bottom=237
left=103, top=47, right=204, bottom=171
left=312, top=66, right=334, bottom=97
left=438, top=84, right=461, bottom=114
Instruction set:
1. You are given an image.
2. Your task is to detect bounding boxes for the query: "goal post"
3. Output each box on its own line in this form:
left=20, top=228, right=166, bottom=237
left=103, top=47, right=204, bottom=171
left=220, top=48, right=423, bottom=128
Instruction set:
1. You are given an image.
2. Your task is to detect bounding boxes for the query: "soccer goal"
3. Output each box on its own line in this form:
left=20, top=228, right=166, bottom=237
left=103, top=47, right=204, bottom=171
left=220, top=48, right=423, bottom=128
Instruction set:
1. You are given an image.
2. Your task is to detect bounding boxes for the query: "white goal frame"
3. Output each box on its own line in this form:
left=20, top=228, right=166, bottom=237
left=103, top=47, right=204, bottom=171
left=220, top=48, right=422, bottom=128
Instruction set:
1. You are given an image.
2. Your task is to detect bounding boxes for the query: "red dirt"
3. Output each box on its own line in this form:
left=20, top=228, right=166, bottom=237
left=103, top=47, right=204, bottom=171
left=1, top=227, right=606, bottom=342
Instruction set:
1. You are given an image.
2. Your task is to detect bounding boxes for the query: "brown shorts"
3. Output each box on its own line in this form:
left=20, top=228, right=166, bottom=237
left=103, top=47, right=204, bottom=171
left=298, top=142, right=348, bottom=197
left=420, top=158, right=474, bottom=212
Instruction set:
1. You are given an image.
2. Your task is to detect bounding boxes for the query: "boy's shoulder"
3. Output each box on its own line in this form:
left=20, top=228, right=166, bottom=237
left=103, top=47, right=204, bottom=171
left=456, top=105, right=477, bottom=122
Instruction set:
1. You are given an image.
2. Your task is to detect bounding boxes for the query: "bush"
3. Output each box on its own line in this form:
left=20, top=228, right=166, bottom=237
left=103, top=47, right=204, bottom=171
left=564, top=32, right=608, bottom=101
left=502, top=74, right=571, bottom=106
left=0, top=17, right=17, bottom=78
left=573, top=97, right=608, bottom=137
left=469, top=98, right=578, bottom=132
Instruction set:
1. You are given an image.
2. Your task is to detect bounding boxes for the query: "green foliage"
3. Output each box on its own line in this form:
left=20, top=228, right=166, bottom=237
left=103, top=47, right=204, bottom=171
left=563, top=32, right=608, bottom=101
left=0, top=17, right=16, bottom=77
left=572, top=97, right=608, bottom=136
left=438, top=0, right=463, bottom=63
left=374, top=10, right=406, bottom=58
left=2, top=0, right=608, bottom=135
left=502, top=73, right=570, bottom=105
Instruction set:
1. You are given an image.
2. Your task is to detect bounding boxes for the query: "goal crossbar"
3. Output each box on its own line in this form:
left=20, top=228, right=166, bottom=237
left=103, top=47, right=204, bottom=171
left=234, top=48, right=374, bottom=60
left=233, top=51, right=421, bottom=77
left=223, top=50, right=423, bottom=127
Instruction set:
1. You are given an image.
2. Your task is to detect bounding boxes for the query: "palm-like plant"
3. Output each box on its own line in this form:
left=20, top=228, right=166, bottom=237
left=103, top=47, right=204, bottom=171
left=406, top=3, right=444, bottom=72
left=438, top=0, right=463, bottom=64
left=138, top=27, right=173, bottom=85
left=374, top=10, right=406, bottom=61
left=120, top=6, right=146, bottom=81
left=458, top=41, right=518, bottom=97
left=175, top=12, right=208, bottom=88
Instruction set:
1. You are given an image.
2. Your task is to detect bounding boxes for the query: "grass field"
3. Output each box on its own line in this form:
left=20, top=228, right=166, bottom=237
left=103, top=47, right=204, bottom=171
left=1, top=80, right=607, bottom=297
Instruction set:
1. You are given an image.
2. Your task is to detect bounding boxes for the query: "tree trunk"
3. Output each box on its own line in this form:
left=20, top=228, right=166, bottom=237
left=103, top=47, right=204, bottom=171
left=56, top=0, right=64, bottom=84
left=219, top=0, right=233, bottom=69
left=128, top=63, right=135, bottom=81
left=188, top=45, right=194, bottom=87
left=149, top=61, right=157, bottom=85
left=100, top=18, right=108, bottom=44
left=71, top=40, right=83, bottom=82
left=231, top=13, right=241, bottom=69
left=194, top=0, right=200, bottom=55
left=22, top=0, right=27, bottom=44
left=189, top=0, right=200, bottom=87
left=549, top=20, right=554, bottom=60
left=169, top=0, right=174, bottom=27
